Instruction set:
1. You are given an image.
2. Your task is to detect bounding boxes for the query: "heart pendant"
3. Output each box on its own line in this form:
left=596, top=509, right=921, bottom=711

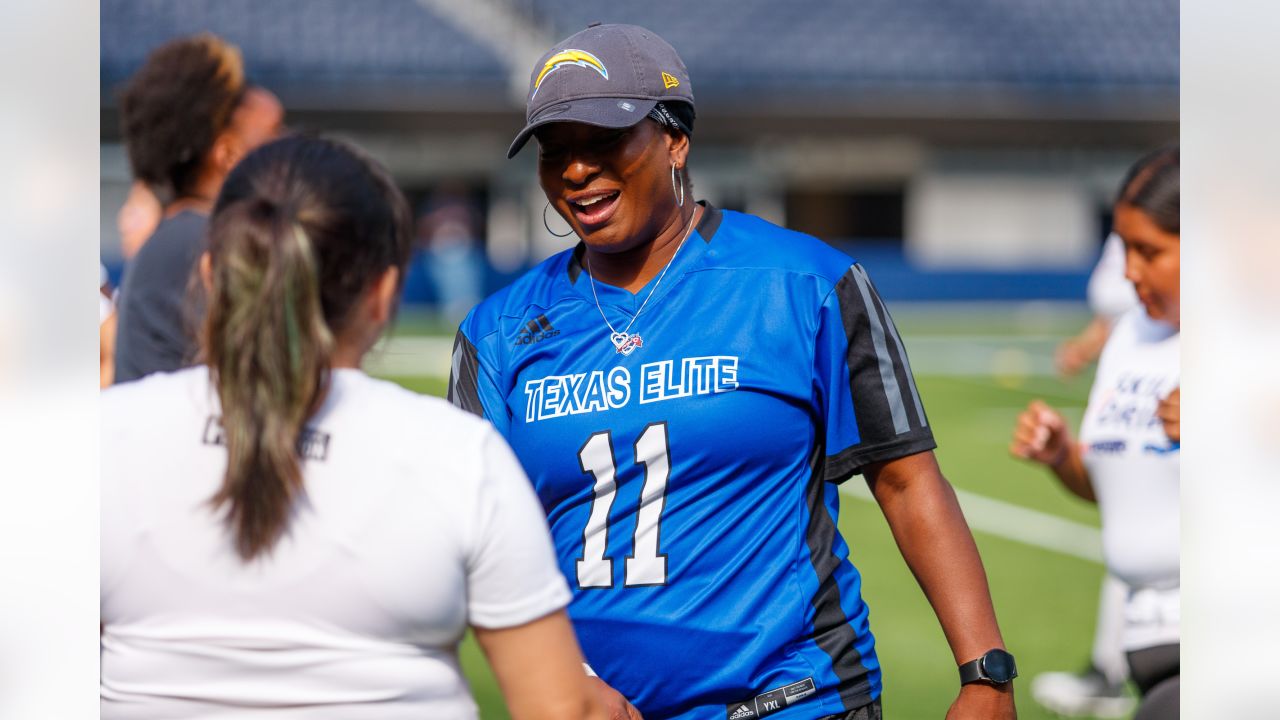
left=610, top=332, right=643, bottom=356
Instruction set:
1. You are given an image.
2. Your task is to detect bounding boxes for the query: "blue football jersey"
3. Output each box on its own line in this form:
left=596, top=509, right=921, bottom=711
left=449, top=204, right=934, bottom=720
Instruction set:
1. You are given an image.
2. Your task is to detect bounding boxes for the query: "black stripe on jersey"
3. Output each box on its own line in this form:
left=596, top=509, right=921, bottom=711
left=567, top=244, right=585, bottom=284
left=826, top=264, right=936, bottom=482
left=805, top=440, right=874, bottom=711
left=855, top=265, right=928, bottom=430
left=695, top=202, right=723, bottom=243
left=536, top=314, right=553, bottom=331
left=447, top=330, right=484, bottom=417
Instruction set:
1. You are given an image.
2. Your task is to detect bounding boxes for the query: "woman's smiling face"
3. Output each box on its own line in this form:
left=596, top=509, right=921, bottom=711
left=536, top=119, right=688, bottom=254
left=1114, top=202, right=1180, bottom=327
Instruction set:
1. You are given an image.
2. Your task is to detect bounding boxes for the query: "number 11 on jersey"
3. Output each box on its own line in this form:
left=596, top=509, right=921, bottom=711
left=576, top=422, right=670, bottom=589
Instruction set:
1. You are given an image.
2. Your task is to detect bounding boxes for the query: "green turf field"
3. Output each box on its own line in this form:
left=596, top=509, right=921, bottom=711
left=378, top=304, right=1128, bottom=719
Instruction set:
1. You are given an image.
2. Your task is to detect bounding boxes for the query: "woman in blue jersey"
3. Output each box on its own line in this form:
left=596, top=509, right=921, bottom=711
left=1011, top=146, right=1180, bottom=720
left=450, top=24, right=1016, bottom=720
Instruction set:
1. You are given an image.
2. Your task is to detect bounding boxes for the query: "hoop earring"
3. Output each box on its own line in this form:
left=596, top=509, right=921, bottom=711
left=543, top=202, right=575, bottom=238
left=671, top=164, right=685, bottom=207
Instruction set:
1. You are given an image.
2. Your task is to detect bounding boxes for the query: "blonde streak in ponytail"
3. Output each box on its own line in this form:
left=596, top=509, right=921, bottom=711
left=206, top=203, right=334, bottom=560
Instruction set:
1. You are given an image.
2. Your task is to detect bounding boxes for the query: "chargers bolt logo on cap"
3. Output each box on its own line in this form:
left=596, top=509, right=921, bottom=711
left=532, top=49, right=609, bottom=99
left=507, top=24, right=695, bottom=158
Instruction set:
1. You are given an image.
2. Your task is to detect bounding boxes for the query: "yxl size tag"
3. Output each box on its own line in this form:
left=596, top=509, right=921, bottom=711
left=725, top=677, right=817, bottom=719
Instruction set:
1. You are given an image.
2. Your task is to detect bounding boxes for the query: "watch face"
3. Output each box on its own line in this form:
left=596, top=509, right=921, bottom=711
left=982, top=650, right=1017, bottom=683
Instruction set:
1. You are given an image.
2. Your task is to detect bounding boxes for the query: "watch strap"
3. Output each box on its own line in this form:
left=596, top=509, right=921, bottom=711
left=958, top=657, right=986, bottom=685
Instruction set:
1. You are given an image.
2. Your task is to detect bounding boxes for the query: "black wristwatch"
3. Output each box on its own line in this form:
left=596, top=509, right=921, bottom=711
left=958, top=649, right=1018, bottom=686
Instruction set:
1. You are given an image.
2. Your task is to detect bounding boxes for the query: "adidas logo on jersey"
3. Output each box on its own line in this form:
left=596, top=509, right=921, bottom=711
left=514, top=314, right=559, bottom=346
left=728, top=704, right=756, bottom=720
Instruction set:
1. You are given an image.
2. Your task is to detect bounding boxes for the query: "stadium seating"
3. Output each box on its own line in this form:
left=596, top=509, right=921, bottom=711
left=102, top=0, right=1177, bottom=100
left=528, top=0, right=1179, bottom=94
left=100, top=0, right=507, bottom=94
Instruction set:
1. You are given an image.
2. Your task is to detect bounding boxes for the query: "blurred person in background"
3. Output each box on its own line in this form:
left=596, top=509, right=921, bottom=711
left=101, top=135, right=604, bottom=720
left=1036, top=235, right=1142, bottom=717
left=1029, top=572, right=1134, bottom=718
left=1011, top=146, right=1180, bottom=720
left=451, top=24, right=1016, bottom=720
left=112, top=33, right=283, bottom=384
left=118, top=180, right=163, bottom=260
left=1055, top=232, right=1140, bottom=377
left=417, top=189, right=485, bottom=324
left=102, top=183, right=164, bottom=387
left=1038, top=226, right=1143, bottom=716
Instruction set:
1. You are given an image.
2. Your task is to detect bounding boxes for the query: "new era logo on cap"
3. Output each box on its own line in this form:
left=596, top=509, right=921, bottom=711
left=662, top=71, right=680, bottom=89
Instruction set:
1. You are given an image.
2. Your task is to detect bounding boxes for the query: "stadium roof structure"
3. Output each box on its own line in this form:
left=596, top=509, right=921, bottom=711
left=101, top=0, right=1178, bottom=137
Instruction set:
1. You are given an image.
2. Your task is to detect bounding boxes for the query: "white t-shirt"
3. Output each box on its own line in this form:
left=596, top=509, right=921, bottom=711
left=1078, top=309, right=1179, bottom=650
left=1087, top=233, right=1140, bottom=322
left=101, top=367, right=571, bottom=719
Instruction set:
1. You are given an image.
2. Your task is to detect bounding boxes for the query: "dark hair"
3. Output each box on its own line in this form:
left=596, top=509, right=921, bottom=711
left=1116, top=145, right=1179, bottom=234
left=202, top=134, right=412, bottom=560
left=650, top=101, right=696, bottom=197
left=118, top=33, right=246, bottom=204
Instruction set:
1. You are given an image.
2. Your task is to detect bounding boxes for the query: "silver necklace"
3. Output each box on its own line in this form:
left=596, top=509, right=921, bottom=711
left=584, top=207, right=698, bottom=356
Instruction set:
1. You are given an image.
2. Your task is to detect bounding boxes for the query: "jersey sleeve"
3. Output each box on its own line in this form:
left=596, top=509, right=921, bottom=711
left=465, top=428, right=571, bottom=629
left=447, top=318, right=510, bottom=437
left=816, top=263, right=936, bottom=482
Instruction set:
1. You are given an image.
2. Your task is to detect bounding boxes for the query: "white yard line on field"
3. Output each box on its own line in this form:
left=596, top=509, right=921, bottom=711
left=366, top=336, right=454, bottom=378
left=839, top=481, right=1104, bottom=563
left=900, top=335, right=1062, bottom=377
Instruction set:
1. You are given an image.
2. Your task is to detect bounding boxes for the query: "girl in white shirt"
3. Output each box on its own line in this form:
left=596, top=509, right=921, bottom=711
left=101, top=135, right=605, bottom=720
left=1011, top=146, right=1180, bottom=720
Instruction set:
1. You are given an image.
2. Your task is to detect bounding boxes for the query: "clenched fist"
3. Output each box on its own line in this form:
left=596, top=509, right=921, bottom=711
left=1009, top=400, right=1072, bottom=468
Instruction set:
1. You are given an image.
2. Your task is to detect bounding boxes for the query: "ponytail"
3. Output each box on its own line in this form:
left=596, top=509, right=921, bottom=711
left=203, top=196, right=333, bottom=560
left=202, top=134, right=412, bottom=561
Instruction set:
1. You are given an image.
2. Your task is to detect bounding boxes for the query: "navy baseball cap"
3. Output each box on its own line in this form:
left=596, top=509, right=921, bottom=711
left=507, top=23, right=695, bottom=158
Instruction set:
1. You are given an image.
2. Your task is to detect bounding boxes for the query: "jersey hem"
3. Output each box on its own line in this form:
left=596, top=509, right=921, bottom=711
left=824, top=433, right=937, bottom=483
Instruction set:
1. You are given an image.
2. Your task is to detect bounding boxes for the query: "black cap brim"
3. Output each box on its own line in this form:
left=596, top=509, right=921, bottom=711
left=507, top=97, right=659, bottom=158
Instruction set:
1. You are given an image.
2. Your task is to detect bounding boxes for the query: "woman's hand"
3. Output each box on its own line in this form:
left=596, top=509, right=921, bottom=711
left=1157, top=386, right=1180, bottom=442
left=588, top=676, right=643, bottom=720
left=1009, top=400, right=1071, bottom=468
left=1009, top=400, right=1094, bottom=501
left=946, top=683, right=1016, bottom=719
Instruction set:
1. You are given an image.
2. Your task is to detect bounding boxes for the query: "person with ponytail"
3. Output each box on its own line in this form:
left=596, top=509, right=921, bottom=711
left=1011, top=145, right=1180, bottom=720
left=101, top=135, right=605, bottom=720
